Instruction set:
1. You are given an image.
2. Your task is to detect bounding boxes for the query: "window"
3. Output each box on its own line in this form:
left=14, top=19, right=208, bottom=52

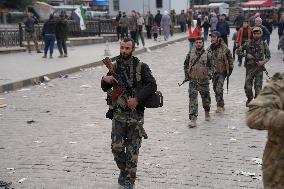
left=156, top=0, right=163, bottom=8
left=113, top=0, right=120, bottom=11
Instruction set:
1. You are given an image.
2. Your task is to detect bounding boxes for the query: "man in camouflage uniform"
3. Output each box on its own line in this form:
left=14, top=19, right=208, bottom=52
left=207, top=31, right=234, bottom=113
left=184, top=37, right=213, bottom=128
left=237, top=27, right=271, bottom=106
left=101, top=38, right=157, bottom=189
left=246, top=72, right=284, bottom=189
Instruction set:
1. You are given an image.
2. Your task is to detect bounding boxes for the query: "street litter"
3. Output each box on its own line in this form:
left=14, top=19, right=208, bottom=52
left=249, top=145, right=257, bottom=148
left=6, top=168, right=14, bottom=170
left=59, top=74, right=69, bottom=78
left=69, top=141, right=78, bottom=144
left=62, top=156, right=68, bottom=159
left=34, top=140, right=42, bottom=144
left=17, top=88, right=31, bottom=92
left=80, top=84, right=92, bottom=88
left=155, top=164, right=161, bottom=168
left=230, top=138, right=237, bottom=142
left=86, top=123, right=95, bottom=127
left=0, top=103, right=7, bottom=108
left=27, top=120, right=36, bottom=124
left=228, top=126, right=237, bottom=130
left=18, top=178, right=27, bottom=183
left=208, top=143, right=212, bottom=146
left=252, top=158, right=262, bottom=166
left=43, top=76, right=50, bottom=82
left=236, top=170, right=256, bottom=177
left=69, top=76, right=82, bottom=79
left=22, top=96, right=28, bottom=98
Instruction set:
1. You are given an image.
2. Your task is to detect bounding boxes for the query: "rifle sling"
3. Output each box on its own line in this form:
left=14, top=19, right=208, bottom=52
left=188, top=49, right=205, bottom=73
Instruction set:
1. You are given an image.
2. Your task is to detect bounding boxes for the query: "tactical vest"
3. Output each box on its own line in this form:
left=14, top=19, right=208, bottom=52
left=208, top=44, right=229, bottom=74
left=188, top=49, right=209, bottom=80
left=245, top=40, right=267, bottom=66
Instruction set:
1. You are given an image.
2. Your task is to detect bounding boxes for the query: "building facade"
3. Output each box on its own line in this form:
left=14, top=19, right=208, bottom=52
left=108, top=0, right=189, bottom=15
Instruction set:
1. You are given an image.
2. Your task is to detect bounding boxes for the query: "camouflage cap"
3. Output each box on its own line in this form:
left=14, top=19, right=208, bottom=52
left=253, top=27, right=263, bottom=34
left=210, top=31, right=221, bottom=38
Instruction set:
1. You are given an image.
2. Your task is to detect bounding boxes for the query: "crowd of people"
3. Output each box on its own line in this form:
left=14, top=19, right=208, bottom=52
left=24, top=12, right=68, bottom=58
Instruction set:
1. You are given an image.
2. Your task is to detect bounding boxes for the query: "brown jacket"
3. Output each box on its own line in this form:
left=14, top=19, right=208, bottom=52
left=246, top=74, right=284, bottom=189
left=236, top=26, right=252, bottom=46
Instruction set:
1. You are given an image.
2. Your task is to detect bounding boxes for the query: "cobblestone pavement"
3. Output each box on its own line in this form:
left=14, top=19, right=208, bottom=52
left=0, top=32, right=283, bottom=189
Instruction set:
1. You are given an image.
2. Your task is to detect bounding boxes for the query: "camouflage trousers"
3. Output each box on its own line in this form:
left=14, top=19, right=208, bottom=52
left=244, top=66, right=263, bottom=100
left=212, top=73, right=226, bottom=108
left=111, top=111, right=143, bottom=182
left=188, top=80, right=211, bottom=119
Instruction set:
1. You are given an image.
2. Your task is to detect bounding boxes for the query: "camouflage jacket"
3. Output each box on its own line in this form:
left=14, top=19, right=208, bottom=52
left=246, top=73, right=284, bottom=189
left=207, top=41, right=233, bottom=75
left=237, top=39, right=271, bottom=67
left=184, top=47, right=213, bottom=81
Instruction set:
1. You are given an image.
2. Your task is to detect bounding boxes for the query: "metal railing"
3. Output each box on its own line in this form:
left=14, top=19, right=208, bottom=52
left=0, top=19, right=116, bottom=48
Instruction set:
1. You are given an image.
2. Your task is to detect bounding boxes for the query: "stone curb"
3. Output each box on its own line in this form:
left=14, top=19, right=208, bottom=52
left=0, top=36, right=187, bottom=94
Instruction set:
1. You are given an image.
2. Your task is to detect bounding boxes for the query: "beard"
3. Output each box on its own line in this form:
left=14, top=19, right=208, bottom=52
left=120, top=52, right=132, bottom=60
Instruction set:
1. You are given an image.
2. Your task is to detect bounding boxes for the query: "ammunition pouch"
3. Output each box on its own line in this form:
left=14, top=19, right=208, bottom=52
left=143, top=91, right=163, bottom=108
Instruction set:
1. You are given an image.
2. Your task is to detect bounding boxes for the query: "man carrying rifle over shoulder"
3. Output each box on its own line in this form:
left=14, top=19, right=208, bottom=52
left=101, top=37, right=157, bottom=189
left=183, top=37, right=213, bottom=128
left=237, top=27, right=271, bottom=107
left=207, top=31, right=234, bottom=113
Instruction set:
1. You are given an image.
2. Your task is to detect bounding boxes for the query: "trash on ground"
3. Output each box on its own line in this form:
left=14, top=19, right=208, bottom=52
left=69, top=76, right=82, bottom=79
left=59, top=74, right=69, bottom=78
left=34, top=140, right=42, bottom=144
left=6, top=168, right=14, bottom=170
left=249, top=145, right=257, bottom=148
left=27, top=120, right=36, bottom=124
left=22, top=96, right=28, bottom=98
left=228, top=126, right=237, bottom=130
left=208, top=143, right=212, bottom=146
left=43, top=76, right=50, bottom=82
left=80, top=84, right=92, bottom=88
left=236, top=170, right=256, bottom=177
left=18, top=178, right=27, bottom=183
left=17, top=88, right=31, bottom=92
left=62, top=156, right=68, bottom=159
left=252, top=158, right=262, bottom=166
left=69, top=141, right=78, bottom=144
left=155, top=164, right=161, bottom=168
left=230, top=138, right=237, bottom=142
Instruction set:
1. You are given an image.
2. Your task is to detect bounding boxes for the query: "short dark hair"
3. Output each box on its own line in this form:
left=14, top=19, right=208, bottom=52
left=122, top=37, right=135, bottom=48
left=196, top=37, right=204, bottom=42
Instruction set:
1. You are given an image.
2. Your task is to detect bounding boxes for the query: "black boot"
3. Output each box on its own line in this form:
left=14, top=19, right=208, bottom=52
left=118, top=171, right=127, bottom=186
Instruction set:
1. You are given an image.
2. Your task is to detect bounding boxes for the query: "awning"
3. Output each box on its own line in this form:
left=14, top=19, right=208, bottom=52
left=241, top=0, right=276, bottom=7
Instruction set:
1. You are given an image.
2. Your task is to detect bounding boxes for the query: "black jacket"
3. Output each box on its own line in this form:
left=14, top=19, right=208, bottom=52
left=24, top=17, right=39, bottom=33
left=56, top=19, right=68, bottom=39
left=42, top=19, right=57, bottom=36
left=101, top=56, right=157, bottom=111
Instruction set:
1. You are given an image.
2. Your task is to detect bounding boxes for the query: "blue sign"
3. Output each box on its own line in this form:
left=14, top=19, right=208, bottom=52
left=93, top=0, right=109, bottom=6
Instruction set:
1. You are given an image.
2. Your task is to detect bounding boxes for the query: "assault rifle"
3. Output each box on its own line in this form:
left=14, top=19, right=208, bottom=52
left=250, top=55, right=271, bottom=80
left=102, top=57, right=148, bottom=139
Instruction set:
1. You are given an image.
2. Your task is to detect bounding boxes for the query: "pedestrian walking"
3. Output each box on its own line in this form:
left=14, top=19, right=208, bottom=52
left=137, top=12, right=145, bottom=47
left=170, top=9, right=177, bottom=36
left=188, top=22, right=202, bottom=50
left=183, top=37, right=213, bottom=128
left=154, top=10, right=162, bottom=35
left=262, top=17, right=273, bottom=46
left=42, top=14, right=57, bottom=59
left=152, top=22, right=159, bottom=41
left=277, top=13, right=284, bottom=47
left=234, top=14, right=244, bottom=28
left=24, top=12, right=42, bottom=53
left=232, top=27, right=239, bottom=61
left=129, top=10, right=138, bottom=46
left=101, top=37, right=158, bottom=189
left=119, top=12, right=129, bottom=39
left=115, top=11, right=122, bottom=41
left=202, top=16, right=210, bottom=41
left=207, top=31, right=234, bottom=113
left=236, top=20, right=253, bottom=66
left=160, top=10, right=172, bottom=41
left=254, top=17, right=270, bottom=41
left=145, top=11, right=154, bottom=39
left=179, top=10, right=187, bottom=33
left=209, top=12, right=218, bottom=32
left=216, top=14, right=230, bottom=46
left=55, top=14, right=68, bottom=58
left=236, top=27, right=271, bottom=106
left=246, top=72, right=284, bottom=189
